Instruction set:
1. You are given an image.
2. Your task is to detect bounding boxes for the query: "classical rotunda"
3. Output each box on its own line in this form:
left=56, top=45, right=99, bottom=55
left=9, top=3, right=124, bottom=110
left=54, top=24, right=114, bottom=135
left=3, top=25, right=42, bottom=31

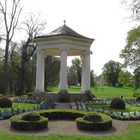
left=35, top=22, right=94, bottom=94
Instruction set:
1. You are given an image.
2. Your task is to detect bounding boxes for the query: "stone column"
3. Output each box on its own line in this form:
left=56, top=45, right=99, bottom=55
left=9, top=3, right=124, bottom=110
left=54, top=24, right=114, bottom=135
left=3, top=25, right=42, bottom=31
left=59, top=48, right=68, bottom=92
left=81, top=50, right=92, bottom=93
left=35, top=49, right=45, bottom=92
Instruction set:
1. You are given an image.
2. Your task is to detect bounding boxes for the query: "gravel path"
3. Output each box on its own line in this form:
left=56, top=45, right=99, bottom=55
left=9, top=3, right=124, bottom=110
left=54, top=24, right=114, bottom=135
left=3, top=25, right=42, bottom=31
left=0, top=119, right=139, bottom=136
left=0, top=103, right=139, bottom=136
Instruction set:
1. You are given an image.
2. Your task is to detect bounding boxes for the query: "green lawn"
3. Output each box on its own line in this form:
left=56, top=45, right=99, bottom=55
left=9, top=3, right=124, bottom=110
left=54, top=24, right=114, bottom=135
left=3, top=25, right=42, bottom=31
left=0, top=123, right=140, bottom=140
left=92, top=86, right=135, bottom=98
left=48, top=86, right=135, bottom=98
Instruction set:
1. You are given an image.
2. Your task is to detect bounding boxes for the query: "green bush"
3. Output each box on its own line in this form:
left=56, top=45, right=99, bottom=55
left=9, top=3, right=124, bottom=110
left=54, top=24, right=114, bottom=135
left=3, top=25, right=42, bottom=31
left=39, top=109, right=85, bottom=120
left=0, top=98, right=12, bottom=108
left=76, top=113, right=112, bottom=131
left=27, top=92, right=33, bottom=98
left=110, top=98, right=125, bottom=110
left=10, top=112, right=48, bottom=131
left=83, top=113, right=102, bottom=122
left=136, top=95, right=140, bottom=102
left=21, top=112, right=41, bottom=121
left=10, top=109, right=112, bottom=132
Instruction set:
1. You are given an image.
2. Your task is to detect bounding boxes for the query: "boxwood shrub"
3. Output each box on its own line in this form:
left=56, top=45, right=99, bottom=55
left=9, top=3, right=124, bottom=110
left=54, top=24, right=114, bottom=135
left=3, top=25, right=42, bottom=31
left=110, top=98, right=125, bottom=110
left=21, top=112, right=41, bottom=121
left=10, top=112, right=48, bottom=131
left=76, top=112, right=112, bottom=131
left=38, top=109, right=86, bottom=120
left=136, top=95, right=140, bottom=102
left=10, top=109, right=112, bottom=131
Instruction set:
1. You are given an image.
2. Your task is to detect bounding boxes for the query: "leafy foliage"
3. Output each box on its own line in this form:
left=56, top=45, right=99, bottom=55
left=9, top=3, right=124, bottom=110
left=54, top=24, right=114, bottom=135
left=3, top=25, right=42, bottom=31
left=102, top=60, right=122, bottom=87
left=68, top=58, right=82, bottom=86
left=120, top=26, right=140, bottom=68
left=118, top=71, right=133, bottom=87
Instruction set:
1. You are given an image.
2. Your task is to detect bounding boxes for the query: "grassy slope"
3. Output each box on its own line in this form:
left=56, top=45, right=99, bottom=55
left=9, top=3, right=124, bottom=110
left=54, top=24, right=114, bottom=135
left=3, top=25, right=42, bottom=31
left=92, top=86, right=134, bottom=98
left=48, top=86, right=135, bottom=98
left=0, top=123, right=140, bottom=140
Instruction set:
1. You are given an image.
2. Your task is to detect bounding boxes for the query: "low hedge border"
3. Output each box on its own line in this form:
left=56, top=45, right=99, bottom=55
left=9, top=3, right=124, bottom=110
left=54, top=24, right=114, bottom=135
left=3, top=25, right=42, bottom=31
left=10, top=109, right=112, bottom=131
left=38, top=109, right=86, bottom=120
left=76, top=113, right=112, bottom=131
left=10, top=113, right=48, bottom=131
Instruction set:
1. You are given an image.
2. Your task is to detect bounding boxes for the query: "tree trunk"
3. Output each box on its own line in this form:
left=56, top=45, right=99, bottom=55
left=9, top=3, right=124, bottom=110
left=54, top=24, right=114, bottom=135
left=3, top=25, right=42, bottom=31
left=3, top=41, right=10, bottom=94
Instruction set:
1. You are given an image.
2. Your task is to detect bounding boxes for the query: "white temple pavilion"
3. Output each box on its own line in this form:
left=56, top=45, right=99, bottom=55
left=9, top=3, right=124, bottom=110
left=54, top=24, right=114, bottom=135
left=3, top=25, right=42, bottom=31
left=35, top=23, right=94, bottom=94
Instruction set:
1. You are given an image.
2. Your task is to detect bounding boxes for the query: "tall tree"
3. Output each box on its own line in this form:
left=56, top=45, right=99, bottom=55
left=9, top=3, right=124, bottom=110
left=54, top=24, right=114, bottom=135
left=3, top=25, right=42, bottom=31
left=90, top=70, right=96, bottom=87
left=0, top=0, right=22, bottom=93
left=15, top=14, right=46, bottom=96
left=68, top=58, right=82, bottom=86
left=44, top=56, right=60, bottom=90
left=102, top=60, right=122, bottom=87
left=120, top=26, right=140, bottom=68
left=122, top=0, right=140, bottom=20
left=71, top=58, right=82, bottom=86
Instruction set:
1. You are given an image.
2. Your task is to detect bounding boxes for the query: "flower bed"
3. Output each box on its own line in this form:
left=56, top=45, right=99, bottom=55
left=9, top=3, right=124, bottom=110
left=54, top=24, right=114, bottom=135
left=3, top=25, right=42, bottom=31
left=0, top=99, right=55, bottom=120
left=71, top=101, right=140, bottom=120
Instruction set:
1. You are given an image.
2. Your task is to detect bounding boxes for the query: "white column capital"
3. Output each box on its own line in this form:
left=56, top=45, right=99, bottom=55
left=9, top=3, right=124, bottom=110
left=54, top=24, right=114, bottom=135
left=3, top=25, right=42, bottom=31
left=37, top=49, right=45, bottom=55
left=81, top=50, right=92, bottom=57
left=60, top=47, right=69, bottom=52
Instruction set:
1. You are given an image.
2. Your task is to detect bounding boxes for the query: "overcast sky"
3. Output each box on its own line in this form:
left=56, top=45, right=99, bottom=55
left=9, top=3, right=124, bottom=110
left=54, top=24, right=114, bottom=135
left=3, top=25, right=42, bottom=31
left=18, top=0, right=137, bottom=75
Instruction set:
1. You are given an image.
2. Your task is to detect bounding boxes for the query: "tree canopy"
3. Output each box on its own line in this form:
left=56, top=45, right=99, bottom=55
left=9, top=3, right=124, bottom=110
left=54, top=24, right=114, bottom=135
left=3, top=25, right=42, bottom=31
left=120, top=26, right=140, bottom=68
left=102, top=60, right=122, bottom=87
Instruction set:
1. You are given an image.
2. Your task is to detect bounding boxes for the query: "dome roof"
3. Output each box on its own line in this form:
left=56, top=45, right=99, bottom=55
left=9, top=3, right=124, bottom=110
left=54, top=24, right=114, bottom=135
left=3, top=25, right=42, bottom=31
left=36, top=24, right=94, bottom=41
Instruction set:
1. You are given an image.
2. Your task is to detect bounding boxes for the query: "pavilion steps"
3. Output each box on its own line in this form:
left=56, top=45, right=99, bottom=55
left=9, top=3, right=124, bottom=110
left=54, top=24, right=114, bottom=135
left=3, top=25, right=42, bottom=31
left=54, top=102, right=71, bottom=109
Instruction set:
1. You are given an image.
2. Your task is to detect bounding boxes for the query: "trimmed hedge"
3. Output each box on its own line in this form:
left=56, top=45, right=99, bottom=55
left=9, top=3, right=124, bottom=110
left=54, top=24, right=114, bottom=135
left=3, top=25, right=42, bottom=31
left=76, top=113, right=112, bottom=131
left=38, top=109, right=86, bottom=120
left=10, top=112, right=48, bottom=131
left=21, top=112, right=41, bottom=121
left=10, top=109, right=112, bottom=131
left=83, top=113, right=102, bottom=122
left=110, top=98, right=125, bottom=110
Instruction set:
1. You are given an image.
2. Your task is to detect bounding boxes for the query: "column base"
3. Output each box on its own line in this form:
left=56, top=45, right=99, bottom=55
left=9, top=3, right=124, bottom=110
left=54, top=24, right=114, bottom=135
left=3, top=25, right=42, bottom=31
left=81, top=89, right=91, bottom=94
left=58, top=89, right=69, bottom=102
left=34, top=89, right=44, bottom=93
left=58, top=89, right=68, bottom=94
